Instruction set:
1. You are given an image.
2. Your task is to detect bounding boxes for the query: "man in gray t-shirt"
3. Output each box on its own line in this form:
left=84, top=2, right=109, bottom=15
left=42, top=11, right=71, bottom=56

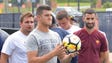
left=26, top=29, right=61, bottom=63
left=25, top=5, right=77, bottom=63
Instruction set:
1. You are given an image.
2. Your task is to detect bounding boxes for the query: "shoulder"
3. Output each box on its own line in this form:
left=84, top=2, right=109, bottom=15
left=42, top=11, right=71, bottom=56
left=51, top=28, right=68, bottom=33
left=98, top=30, right=106, bottom=36
left=97, top=30, right=105, bottom=36
left=28, top=29, right=39, bottom=36
left=0, top=29, right=9, bottom=37
left=74, top=28, right=83, bottom=34
left=72, top=25, right=81, bottom=30
left=6, top=31, right=21, bottom=41
left=49, top=29, right=59, bottom=35
left=94, top=30, right=106, bottom=40
left=2, top=31, right=20, bottom=47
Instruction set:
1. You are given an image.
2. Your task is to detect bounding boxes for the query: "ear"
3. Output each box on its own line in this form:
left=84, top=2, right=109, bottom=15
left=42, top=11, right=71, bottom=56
left=34, top=16, right=38, bottom=21
left=36, top=15, right=41, bottom=21
left=19, top=22, right=22, bottom=27
left=96, top=15, right=99, bottom=21
left=37, top=15, right=41, bottom=19
left=82, top=16, right=85, bottom=22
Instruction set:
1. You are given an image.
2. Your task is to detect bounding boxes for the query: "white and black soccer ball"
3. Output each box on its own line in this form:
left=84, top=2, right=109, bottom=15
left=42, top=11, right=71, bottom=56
left=63, top=34, right=81, bottom=53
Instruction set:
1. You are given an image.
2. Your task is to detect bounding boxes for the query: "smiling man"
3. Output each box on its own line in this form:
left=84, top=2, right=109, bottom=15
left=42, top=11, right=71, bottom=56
left=74, top=8, right=110, bottom=63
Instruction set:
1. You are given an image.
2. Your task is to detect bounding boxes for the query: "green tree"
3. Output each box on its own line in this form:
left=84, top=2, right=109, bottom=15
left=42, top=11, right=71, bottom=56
left=103, top=2, right=112, bottom=8
left=91, top=0, right=97, bottom=8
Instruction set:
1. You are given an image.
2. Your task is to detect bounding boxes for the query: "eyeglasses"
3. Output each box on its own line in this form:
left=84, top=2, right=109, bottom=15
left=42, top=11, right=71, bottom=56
left=86, top=18, right=94, bottom=20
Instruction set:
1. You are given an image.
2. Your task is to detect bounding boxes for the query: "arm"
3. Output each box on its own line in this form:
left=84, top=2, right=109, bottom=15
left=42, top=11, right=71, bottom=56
left=1, top=53, right=9, bottom=63
left=58, top=50, right=78, bottom=63
left=100, top=51, right=110, bottom=63
left=100, top=35, right=110, bottom=63
left=27, top=51, right=56, bottom=63
left=27, top=44, right=65, bottom=63
left=0, top=55, right=1, bottom=63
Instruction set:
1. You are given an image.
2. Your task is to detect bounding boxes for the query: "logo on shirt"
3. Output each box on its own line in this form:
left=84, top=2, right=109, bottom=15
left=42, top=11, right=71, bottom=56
left=96, top=40, right=100, bottom=45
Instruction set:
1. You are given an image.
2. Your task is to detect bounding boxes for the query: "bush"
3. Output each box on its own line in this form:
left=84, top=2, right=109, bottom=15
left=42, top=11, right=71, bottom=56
left=103, top=2, right=112, bottom=8
left=91, top=0, right=97, bottom=8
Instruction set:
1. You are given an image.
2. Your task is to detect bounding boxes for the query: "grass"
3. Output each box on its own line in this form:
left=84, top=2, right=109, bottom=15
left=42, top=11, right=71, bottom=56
left=2, top=7, right=32, bottom=13
left=1, top=2, right=107, bottom=13
left=57, top=2, right=106, bottom=12
left=95, top=8, right=106, bottom=12
left=57, top=2, right=90, bottom=7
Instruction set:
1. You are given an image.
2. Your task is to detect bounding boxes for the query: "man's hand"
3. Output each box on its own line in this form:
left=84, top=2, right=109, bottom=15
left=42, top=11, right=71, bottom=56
left=68, top=52, right=79, bottom=58
left=52, top=43, right=66, bottom=56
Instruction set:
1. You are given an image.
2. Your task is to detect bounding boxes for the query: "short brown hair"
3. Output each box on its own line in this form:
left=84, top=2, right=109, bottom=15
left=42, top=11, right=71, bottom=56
left=36, top=5, right=52, bottom=15
left=20, top=12, right=34, bottom=23
left=56, top=10, right=69, bottom=20
left=83, top=8, right=96, bottom=16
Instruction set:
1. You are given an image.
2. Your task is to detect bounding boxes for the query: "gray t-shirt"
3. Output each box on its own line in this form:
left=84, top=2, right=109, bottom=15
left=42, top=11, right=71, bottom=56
left=25, top=29, right=61, bottom=63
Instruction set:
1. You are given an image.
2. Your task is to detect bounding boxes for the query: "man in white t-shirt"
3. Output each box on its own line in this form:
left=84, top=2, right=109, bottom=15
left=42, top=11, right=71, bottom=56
left=56, top=10, right=81, bottom=34
left=1, top=12, right=34, bottom=63
left=56, top=10, right=81, bottom=63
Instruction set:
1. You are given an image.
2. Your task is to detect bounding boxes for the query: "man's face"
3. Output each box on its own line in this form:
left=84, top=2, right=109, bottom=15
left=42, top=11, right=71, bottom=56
left=39, top=10, right=52, bottom=26
left=57, top=17, right=71, bottom=30
left=83, top=13, right=96, bottom=29
left=20, top=17, right=34, bottom=32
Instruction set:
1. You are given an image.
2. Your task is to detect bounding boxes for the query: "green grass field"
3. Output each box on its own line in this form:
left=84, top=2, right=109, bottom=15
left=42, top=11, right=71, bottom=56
left=58, top=2, right=90, bottom=7
left=1, top=2, right=107, bottom=13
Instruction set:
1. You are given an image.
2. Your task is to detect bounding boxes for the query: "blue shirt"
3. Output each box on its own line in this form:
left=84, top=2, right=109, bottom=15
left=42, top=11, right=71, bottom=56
left=51, top=28, right=69, bottom=40
left=0, top=29, right=9, bottom=54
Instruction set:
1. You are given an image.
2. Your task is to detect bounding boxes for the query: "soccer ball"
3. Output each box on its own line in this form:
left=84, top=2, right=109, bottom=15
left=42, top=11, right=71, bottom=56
left=63, top=34, right=81, bottom=53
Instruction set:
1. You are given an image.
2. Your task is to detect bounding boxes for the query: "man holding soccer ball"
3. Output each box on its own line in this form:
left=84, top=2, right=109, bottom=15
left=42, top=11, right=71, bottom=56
left=74, top=8, right=110, bottom=63
left=25, top=5, right=78, bottom=63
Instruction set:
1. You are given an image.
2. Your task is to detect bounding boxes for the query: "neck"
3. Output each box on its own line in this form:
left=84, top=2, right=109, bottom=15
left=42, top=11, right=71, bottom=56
left=84, top=26, right=96, bottom=34
left=66, top=24, right=72, bottom=30
left=20, top=29, right=29, bottom=36
left=37, top=24, right=49, bottom=32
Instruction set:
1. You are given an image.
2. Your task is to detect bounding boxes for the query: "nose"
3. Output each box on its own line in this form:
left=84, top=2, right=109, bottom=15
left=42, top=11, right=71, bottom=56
left=88, top=20, right=94, bottom=23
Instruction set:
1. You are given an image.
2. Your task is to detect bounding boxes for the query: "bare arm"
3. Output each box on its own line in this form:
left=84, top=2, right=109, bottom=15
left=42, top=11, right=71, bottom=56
left=100, top=51, right=110, bottom=63
left=27, top=50, right=56, bottom=63
left=100, top=38, right=110, bottom=63
left=27, top=44, right=65, bottom=63
left=58, top=53, right=73, bottom=63
left=1, top=53, right=9, bottom=63
left=0, top=55, right=1, bottom=63
left=58, top=50, right=78, bottom=63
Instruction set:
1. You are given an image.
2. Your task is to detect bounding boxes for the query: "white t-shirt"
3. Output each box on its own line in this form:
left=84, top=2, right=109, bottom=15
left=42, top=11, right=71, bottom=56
left=2, top=31, right=28, bottom=63
left=66, top=25, right=81, bottom=34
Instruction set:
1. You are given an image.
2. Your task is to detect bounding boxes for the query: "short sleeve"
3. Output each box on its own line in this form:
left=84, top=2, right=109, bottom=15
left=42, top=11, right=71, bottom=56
left=100, top=34, right=108, bottom=52
left=1, top=37, right=16, bottom=55
left=25, top=34, right=38, bottom=52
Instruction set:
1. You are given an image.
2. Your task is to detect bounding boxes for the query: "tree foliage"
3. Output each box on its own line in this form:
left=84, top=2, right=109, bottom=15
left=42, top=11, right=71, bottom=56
left=91, top=0, right=97, bottom=8
left=56, top=0, right=90, bottom=3
left=103, top=2, right=112, bottom=8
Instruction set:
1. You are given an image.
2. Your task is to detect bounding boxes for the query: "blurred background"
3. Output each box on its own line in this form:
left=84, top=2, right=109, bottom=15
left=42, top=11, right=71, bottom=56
left=0, top=0, right=112, bottom=13
left=0, top=0, right=112, bottom=62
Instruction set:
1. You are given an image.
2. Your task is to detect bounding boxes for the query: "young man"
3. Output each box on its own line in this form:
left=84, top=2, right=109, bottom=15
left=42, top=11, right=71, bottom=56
left=50, top=13, right=69, bottom=40
left=74, top=8, right=110, bottom=63
left=56, top=10, right=81, bottom=63
left=25, top=5, right=77, bottom=63
left=56, top=10, right=81, bottom=34
left=0, top=29, right=9, bottom=62
left=1, top=12, right=34, bottom=63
